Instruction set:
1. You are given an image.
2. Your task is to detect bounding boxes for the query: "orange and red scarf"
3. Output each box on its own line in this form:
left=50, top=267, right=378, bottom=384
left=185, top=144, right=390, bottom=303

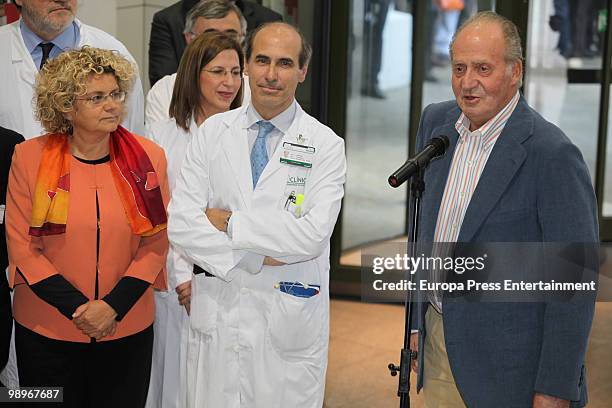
left=29, top=126, right=167, bottom=237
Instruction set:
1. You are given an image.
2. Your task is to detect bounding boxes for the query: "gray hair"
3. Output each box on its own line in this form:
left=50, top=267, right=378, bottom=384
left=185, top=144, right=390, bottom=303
left=184, top=0, right=247, bottom=37
left=450, top=11, right=524, bottom=87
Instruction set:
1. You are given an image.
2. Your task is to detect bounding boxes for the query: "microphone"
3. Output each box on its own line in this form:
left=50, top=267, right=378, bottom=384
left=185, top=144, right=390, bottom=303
left=388, top=136, right=450, bottom=188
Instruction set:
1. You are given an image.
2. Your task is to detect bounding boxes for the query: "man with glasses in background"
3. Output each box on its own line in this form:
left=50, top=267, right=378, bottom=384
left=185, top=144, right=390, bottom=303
left=146, top=0, right=249, bottom=125
left=148, top=0, right=281, bottom=88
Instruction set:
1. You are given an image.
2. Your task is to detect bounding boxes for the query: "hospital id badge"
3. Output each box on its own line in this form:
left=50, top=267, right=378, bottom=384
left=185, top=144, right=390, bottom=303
left=280, top=142, right=315, bottom=168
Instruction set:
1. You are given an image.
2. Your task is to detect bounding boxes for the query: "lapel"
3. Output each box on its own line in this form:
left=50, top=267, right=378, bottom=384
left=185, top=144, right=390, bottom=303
left=256, top=104, right=307, bottom=187
left=222, top=106, right=253, bottom=208
left=221, top=103, right=307, bottom=207
left=457, top=97, right=534, bottom=242
left=75, top=19, right=87, bottom=47
left=11, top=22, right=37, bottom=87
left=421, top=106, right=461, bottom=242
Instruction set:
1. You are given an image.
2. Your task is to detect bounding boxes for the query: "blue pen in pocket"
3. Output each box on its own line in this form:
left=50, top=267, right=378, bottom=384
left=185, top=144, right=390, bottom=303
left=276, top=281, right=320, bottom=298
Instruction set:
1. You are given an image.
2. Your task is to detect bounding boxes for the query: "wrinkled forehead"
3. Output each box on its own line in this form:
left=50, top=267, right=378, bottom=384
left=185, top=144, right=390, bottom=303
left=451, top=24, right=507, bottom=62
left=252, top=26, right=302, bottom=61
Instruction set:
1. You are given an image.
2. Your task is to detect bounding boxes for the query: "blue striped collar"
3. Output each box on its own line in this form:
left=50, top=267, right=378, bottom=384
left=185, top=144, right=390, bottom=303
left=455, top=91, right=521, bottom=150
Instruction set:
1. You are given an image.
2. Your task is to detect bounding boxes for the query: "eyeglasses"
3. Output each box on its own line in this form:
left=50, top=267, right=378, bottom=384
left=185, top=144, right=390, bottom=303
left=202, top=68, right=242, bottom=79
left=75, top=91, right=126, bottom=106
left=188, top=30, right=243, bottom=43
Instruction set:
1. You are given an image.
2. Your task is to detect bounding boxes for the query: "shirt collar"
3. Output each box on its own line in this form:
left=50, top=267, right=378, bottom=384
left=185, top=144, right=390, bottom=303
left=245, top=100, right=298, bottom=134
left=19, top=18, right=79, bottom=54
left=455, top=91, right=520, bottom=147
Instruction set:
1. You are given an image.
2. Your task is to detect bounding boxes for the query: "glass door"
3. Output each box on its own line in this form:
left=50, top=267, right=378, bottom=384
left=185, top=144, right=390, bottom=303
left=524, top=0, right=612, bottom=240
left=338, top=0, right=413, bottom=265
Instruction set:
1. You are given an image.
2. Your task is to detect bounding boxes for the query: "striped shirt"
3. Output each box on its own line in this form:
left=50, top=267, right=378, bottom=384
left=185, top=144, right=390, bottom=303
left=429, top=91, right=520, bottom=312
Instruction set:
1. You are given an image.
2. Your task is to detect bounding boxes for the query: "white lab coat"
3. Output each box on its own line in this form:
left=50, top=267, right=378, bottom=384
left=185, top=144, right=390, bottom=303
left=145, top=118, right=197, bottom=408
left=0, top=18, right=145, bottom=139
left=145, top=73, right=251, bottom=126
left=168, top=102, right=346, bottom=408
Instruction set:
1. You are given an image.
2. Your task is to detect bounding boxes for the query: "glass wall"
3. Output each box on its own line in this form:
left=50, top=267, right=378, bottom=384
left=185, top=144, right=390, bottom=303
left=421, top=0, right=493, bottom=107
left=261, top=0, right=320, bottom=114
left=605, top=86, right=612, bottom=217
left=339, top=0, right=413, bottom=264
left=524, top=0, right=606, bottom=186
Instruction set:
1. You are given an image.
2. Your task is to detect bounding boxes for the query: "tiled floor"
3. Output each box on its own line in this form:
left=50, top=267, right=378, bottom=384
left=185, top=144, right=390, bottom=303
left=324, top=300, right=612, bottom=408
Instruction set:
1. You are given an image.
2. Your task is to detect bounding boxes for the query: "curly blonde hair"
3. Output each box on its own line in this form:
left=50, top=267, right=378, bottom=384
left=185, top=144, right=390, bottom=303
left=34, top=46, right=136, bottom=134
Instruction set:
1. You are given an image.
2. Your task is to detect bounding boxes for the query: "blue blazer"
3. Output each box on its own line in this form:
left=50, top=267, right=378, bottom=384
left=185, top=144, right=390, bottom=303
left=411, top=96, right=598, bottom=407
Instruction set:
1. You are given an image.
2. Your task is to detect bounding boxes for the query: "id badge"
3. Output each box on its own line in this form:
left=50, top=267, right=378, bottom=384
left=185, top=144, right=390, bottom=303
left=280, top=142, right=315, bottom=168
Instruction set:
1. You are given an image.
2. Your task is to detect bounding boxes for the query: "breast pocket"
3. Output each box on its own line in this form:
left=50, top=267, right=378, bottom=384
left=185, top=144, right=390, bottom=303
left=279, top=166, right=312, bottom=217
left=488, top=207, right=532, bottom=223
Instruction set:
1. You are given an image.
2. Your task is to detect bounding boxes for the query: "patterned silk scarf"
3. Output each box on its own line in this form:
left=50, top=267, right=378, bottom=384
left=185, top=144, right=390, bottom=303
left=29, top=125, right=167, bottom=237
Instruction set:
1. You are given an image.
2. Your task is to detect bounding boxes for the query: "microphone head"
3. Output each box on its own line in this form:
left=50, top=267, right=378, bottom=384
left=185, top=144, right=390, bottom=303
left=388, top=175, right=400, bottom=188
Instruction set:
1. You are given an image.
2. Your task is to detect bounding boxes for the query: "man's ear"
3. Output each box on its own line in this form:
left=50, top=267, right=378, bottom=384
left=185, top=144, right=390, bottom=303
left=298, top=63, right=308, bottom=84
left=511, top=60, right=522, bottom=85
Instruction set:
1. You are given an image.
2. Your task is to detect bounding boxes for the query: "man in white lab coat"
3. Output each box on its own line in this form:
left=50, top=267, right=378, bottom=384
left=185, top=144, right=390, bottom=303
left=0, top=0, right=144, bottom=139
left=168, top=22, right=346, bottom=408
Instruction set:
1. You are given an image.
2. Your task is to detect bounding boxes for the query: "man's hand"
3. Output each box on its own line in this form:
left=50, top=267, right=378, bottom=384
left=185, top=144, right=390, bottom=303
left=532, top=393, right=570, bottom=408
left=72, top=300, right=118, bottom=340
left=410, top=333, right=418, bottom=373
left=176, top=280, right=191, bottom=315
left=205, top=208, right=232, bottom=232
left=263, top=256, right=286, bottom=266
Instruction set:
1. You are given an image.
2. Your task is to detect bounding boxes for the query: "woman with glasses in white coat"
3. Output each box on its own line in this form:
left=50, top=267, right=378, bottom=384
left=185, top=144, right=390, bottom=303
left=145, top=31, right=244, bottom=408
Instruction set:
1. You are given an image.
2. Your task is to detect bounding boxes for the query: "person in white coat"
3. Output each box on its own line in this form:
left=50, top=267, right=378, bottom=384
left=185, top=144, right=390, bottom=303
left=145, top=31, right=244, bottom=408
left=168, top=22, right=346, bottom=408
left=0, top=0, right=144, bottom=139
left=145, top=0, right=248, bottom=125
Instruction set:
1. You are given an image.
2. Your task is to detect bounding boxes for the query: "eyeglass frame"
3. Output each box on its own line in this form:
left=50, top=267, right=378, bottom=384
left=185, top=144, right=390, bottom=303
left=201, top=68, right=243, bottom=79
left=187, top=29, right=244, bottom=43
left=74, top=90, right=127, bottom=106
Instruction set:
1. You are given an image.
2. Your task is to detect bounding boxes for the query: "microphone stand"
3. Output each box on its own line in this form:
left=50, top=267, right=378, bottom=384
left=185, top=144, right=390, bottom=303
left=388, top=168, right=424, bottom=408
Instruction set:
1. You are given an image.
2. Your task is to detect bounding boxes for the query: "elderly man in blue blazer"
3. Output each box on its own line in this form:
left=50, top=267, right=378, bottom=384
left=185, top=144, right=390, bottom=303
left=409, top=11, right=598, bottom=408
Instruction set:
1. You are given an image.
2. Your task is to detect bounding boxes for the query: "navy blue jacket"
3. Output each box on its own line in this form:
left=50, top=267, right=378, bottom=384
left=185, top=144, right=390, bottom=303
left=412, top=96, right=598, bottom=407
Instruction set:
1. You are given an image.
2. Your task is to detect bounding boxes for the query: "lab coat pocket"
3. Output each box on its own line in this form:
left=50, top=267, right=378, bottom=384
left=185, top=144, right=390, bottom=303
left=189, top=273, right=220, bottom=335
left=268, top=289, right=323, bottom=360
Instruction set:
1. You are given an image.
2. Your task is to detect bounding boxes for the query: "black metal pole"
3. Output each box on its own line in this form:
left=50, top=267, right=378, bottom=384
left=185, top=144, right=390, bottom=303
left=389, top=169, right=425, bottom=408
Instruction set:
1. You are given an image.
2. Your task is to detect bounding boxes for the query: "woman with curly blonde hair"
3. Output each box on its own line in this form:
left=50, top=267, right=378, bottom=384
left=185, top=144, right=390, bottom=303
left=5, top=46, right=169, bottom=407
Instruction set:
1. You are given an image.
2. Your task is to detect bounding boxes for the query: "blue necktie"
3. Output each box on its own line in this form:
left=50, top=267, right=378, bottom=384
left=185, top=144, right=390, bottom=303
left=251, top=121, right=275, bottom=188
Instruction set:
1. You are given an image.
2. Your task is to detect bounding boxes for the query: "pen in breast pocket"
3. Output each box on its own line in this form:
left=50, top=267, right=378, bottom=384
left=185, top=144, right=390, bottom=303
left=284, top=191, right=296, bottom=210
left=274, top=281, right=321, bottom=298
